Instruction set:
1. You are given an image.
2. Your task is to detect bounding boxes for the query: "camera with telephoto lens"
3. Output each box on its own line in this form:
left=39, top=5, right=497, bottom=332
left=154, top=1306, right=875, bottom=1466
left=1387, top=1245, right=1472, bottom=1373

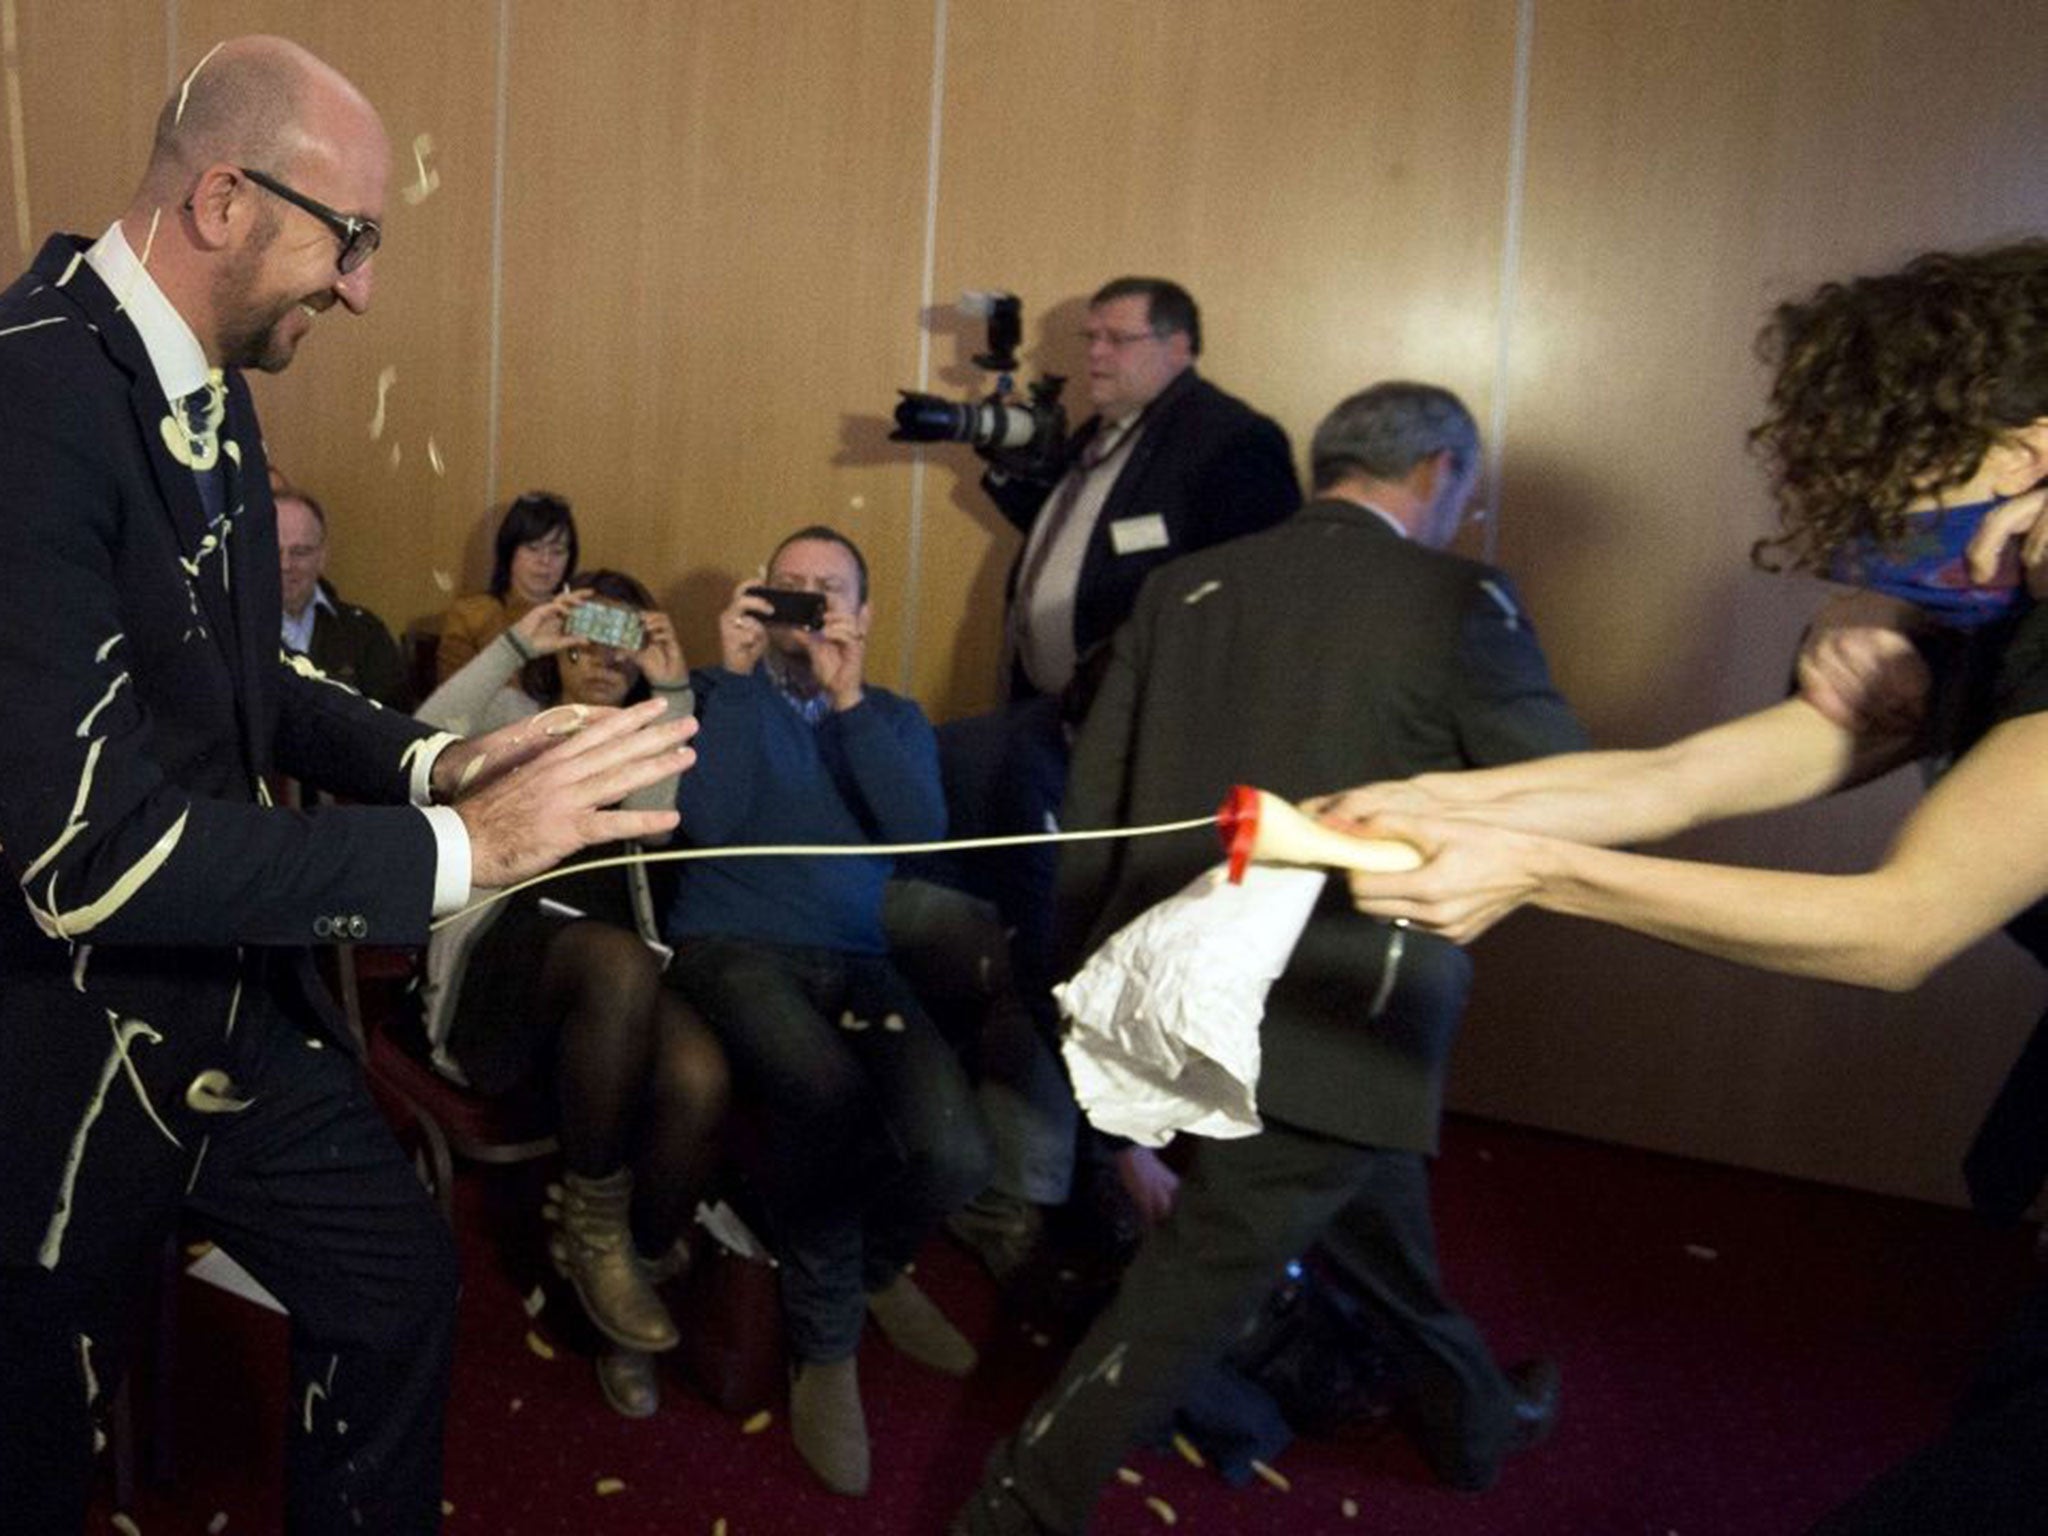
left=890, top=291, right=1067, bottom=469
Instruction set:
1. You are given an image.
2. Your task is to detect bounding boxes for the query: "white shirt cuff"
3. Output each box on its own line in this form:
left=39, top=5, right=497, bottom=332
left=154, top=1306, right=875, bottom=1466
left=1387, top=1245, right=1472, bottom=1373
left=420, top=804, right=473, bottom=918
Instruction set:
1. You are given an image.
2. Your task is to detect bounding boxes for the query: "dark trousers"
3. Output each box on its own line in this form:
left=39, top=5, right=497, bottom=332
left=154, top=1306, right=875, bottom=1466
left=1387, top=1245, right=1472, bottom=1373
left=1810, top=1277, right=2048, bottom=1535
left=957, top=1118, right=1514, bottom=1535
left=0, top=1009, right=458, bottom=1535
left=670, top=936, right=990, bottom=1361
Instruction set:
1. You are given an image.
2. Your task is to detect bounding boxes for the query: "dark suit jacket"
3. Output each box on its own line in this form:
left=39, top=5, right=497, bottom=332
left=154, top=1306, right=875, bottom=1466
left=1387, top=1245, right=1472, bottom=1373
left=1058, top=499, right=1587, bottom=1154
left=0, top=235, right=440, bottom=1272
left=984, top=368, right=1299, bottom=695
left=303, top=583, right=412, bottom=711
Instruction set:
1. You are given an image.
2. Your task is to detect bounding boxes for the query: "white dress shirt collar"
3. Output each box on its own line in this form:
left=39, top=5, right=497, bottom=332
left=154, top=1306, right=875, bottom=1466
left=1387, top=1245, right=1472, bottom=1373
left=84, top=221, right=212, bottom=404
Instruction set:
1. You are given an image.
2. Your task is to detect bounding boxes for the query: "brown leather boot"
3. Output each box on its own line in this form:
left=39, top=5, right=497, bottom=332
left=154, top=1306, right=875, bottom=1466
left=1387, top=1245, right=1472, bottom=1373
left=790, top=1356, right=870, bottom=1496
left=547, top=1169, right=679, bottom=1353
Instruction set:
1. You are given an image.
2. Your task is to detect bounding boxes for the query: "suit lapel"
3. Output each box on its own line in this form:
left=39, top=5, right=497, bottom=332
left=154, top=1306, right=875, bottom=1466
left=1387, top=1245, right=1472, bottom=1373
left=39, top=238, right=248, bottom=692
left=125, top=371, right=244, bottom=682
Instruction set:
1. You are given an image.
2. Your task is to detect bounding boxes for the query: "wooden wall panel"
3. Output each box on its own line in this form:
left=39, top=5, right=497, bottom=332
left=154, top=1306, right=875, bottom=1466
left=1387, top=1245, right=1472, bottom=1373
left=183, top=0, right=502, bottom=640
left=917, top=0, right=1521, bottom=716
left=0, top=0, right=165, bottom=270
left=493, top=0, right=936, bottom=679
left=1453, top=0, right=2048, bottom=1206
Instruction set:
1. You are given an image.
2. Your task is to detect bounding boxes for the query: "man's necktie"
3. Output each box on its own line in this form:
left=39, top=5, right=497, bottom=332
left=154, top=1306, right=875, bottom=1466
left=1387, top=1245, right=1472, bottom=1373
left=163, top=372, right=229, bottom=527
left=1009, top=426, right=1124, bottom=690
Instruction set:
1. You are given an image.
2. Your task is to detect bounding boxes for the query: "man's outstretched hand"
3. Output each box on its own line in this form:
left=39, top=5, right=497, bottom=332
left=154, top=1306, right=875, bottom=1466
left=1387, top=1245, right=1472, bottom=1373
left=445, top=698, right=696, bottom=889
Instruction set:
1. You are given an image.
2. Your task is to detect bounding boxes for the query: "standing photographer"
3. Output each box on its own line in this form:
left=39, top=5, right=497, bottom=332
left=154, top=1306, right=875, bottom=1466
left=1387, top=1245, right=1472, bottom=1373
left=935, top=278, right=1301, bottom=1275
left=982, top=276, right=1298, bottom=704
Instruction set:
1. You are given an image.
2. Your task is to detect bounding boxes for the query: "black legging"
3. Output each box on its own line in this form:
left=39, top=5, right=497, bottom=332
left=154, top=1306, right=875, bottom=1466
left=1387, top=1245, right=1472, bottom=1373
left=538, top=920, right=730, bottom=1253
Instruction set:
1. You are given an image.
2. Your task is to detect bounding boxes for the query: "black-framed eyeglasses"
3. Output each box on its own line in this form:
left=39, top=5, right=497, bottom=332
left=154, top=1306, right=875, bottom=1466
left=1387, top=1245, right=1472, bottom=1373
left=240, top=167, right=381, bottom=274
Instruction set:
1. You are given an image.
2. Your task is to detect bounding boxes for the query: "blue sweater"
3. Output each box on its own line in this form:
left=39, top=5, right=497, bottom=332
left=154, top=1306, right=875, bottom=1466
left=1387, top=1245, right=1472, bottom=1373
left=664, top=666, right=945, bottom=954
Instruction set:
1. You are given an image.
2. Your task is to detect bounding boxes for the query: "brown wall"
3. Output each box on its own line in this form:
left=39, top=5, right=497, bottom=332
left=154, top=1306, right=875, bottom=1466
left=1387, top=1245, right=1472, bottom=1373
left=7, top=0, right=2046, bottom=1206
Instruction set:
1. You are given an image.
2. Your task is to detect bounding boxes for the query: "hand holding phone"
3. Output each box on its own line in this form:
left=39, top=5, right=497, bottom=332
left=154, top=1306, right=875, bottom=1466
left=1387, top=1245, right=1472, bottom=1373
left=564, top=600, right=646, bottom=652
left=744, top=586, right=827, bottom=631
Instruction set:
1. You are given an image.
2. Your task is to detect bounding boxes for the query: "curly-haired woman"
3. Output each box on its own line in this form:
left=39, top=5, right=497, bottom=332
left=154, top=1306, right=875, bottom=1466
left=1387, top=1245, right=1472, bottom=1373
left=1322, top=241, right=2048, bottom=1532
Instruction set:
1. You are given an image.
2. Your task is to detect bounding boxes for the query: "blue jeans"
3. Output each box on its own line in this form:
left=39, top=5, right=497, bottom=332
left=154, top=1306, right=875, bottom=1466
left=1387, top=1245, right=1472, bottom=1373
left=669, top=937, right=990, bottom=1362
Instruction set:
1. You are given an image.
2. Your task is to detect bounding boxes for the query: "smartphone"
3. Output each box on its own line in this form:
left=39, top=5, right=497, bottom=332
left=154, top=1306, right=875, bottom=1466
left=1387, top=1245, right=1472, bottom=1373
left=745, top=586, right=827, bottom=631
left=564, top=600, right=645, bottom=652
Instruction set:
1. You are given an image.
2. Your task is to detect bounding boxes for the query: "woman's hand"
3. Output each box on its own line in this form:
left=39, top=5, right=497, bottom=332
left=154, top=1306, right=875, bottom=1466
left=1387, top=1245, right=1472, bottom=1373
left=509, top=590, right=580, bottom=657
left=1966, top=485, right=2048, bottom=595
left=638, top=609, right=687, bottom=689
left=1306, top=775, right=1472, bottom=827
left=1339, top=812, right=1553, bottom=944
left=1794, top=590, right=1931, bottom=738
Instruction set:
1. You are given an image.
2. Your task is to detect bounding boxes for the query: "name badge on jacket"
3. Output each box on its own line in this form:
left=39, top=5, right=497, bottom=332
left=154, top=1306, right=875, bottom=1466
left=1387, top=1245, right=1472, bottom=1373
left=1109, top=513, right=1170, bottom=556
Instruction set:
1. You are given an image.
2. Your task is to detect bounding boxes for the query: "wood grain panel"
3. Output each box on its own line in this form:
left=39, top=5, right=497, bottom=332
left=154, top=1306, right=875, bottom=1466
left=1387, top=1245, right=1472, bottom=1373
left=1459, top=0, right=2048, bottom=1206
left=494, top=1, right=935, bottom=680
left=0, top=0, right=165, bottom=271
left=919, top=0, right=1521, bottom=715
left=181, top=0, right=503, bottom=642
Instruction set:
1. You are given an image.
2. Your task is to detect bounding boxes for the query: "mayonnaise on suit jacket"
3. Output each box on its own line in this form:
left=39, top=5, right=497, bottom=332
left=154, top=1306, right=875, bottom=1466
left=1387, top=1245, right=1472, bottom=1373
left=0, top=235, right=441, bottom=1273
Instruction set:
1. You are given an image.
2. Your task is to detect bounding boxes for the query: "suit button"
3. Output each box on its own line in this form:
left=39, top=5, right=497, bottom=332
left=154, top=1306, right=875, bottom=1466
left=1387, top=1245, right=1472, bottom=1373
left=185, top=1069, right=253, bottom=1114
left=346, top=916, right=368, bottom=939
left=313, top=915, right=333, bottom=938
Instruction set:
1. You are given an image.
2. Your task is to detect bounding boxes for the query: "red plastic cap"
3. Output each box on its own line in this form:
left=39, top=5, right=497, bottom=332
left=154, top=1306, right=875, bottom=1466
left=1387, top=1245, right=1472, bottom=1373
left=1218, top=785, right=1260, bottom=884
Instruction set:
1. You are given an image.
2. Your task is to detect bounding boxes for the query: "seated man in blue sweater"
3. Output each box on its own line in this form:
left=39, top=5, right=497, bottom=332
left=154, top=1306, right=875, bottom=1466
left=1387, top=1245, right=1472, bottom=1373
left=664, top=525, right=990, bottom=1497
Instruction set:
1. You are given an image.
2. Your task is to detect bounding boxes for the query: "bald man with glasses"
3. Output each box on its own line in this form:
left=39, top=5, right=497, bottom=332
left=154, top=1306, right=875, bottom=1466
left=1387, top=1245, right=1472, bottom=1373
left=0, top=37, right=690, bottom=1534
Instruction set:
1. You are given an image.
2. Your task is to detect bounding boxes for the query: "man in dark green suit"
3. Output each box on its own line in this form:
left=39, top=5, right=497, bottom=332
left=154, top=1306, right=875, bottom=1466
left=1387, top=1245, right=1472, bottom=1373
left=957, top=381, right=1586, bottom=1534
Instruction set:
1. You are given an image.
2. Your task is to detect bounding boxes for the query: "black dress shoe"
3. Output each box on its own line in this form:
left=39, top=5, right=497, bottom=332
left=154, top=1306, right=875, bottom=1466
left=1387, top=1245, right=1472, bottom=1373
left=1428, top=1356, right=1562, bottom=1492
left=1503, top=1356, right=1562, bottom=1454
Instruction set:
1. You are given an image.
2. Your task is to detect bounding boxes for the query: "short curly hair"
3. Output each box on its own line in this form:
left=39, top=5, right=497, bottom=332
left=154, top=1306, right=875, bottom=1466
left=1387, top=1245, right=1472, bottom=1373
left=1749, top=241, right=2048, bottom=572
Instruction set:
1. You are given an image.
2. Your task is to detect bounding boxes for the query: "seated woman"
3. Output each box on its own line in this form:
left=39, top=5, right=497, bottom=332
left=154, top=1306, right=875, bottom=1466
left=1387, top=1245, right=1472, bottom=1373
left=417, top=569, right=729, bottom=1419
left=433, top=490, right=578, bottom=684
left=1326, top=241, right=2048, bottom=1534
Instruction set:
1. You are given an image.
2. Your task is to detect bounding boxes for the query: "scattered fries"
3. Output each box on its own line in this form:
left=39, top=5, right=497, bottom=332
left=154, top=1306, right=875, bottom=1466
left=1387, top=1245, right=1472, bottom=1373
left=741, top=1408, right=772, bottom=1434
left=1250, top=1458, right=1291, bottom=1491
left=524, top=1330, right=556, bottom=1361
left=595, top=1476, right=626, bottom=1496
left=1170, top=1432, right=1205, bottom=1468
left=1144, top=1495, right=1178, bottom=1525
left=1116, top=1467, right=1143, bottom=1486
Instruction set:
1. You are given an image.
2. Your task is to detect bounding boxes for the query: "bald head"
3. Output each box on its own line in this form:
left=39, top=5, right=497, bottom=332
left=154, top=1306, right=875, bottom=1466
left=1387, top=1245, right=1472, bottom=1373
left=130, top=38, right=388, bottom=370
left=141, top=37, right=381, bottom=200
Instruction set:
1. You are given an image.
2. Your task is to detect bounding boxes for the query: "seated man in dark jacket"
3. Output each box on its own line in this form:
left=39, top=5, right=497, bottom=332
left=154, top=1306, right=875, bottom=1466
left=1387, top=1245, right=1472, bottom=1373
left=663, top=525, right=989, bottom=1499
left=277, top=486, right=410, bottom=709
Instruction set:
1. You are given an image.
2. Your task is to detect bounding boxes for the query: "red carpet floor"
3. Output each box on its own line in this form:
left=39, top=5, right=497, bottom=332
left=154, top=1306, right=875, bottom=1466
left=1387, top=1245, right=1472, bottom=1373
left=90, top=1114, right=2042, bottom=1535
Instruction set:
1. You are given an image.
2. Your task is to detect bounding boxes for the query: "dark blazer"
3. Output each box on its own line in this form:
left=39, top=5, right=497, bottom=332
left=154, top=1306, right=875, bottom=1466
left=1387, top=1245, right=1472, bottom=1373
left=1057, top=499, right=1587, bottom=1154
left=984, top=367, right=1299, bottom=694
left=0, top=236, right=440, bottom=1272
left=303, top=583, right=412, bottom=711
